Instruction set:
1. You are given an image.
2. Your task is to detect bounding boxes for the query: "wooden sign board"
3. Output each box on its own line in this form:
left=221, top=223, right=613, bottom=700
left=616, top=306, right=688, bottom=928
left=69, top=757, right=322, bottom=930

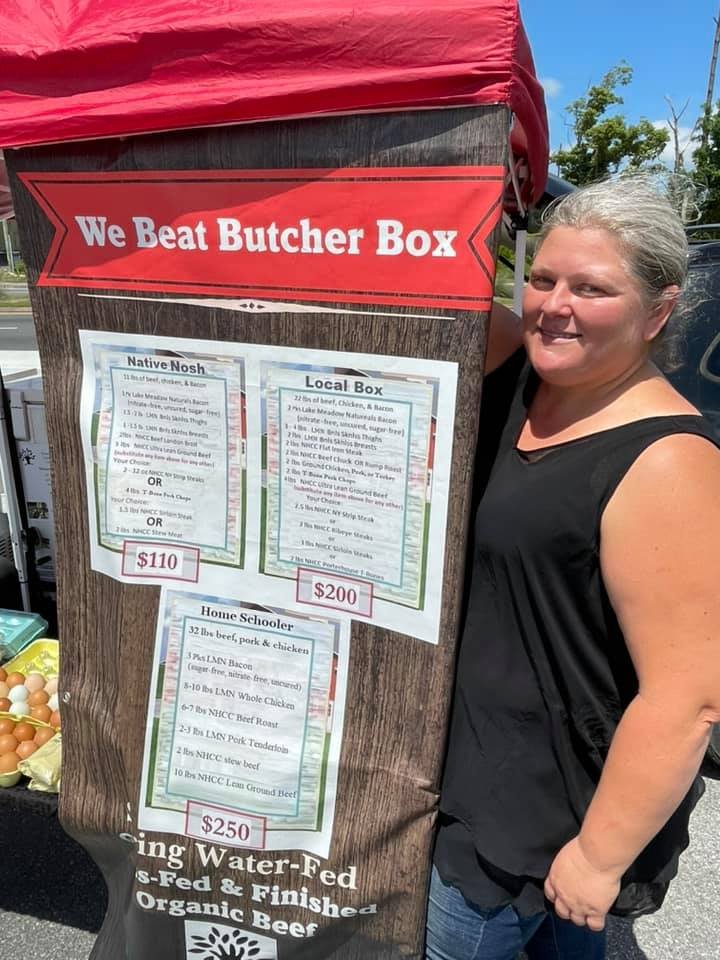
left=7, top=105, right=509, bottom=959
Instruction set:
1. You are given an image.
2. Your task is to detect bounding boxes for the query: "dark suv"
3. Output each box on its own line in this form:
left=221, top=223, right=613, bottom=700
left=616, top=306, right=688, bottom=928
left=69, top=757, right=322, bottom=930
left=656, top=241, right=720, bottom=438
left=654, top=240, right=720, bottom=764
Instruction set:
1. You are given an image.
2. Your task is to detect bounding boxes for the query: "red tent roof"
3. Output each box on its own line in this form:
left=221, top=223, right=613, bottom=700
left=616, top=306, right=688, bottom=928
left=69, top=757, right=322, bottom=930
left=0, top=1, right=548, bottom=204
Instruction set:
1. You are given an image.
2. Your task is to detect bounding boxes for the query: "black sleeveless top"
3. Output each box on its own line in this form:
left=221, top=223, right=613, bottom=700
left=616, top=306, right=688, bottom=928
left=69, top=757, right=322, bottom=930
left=436, top=351, right=719, bottom=918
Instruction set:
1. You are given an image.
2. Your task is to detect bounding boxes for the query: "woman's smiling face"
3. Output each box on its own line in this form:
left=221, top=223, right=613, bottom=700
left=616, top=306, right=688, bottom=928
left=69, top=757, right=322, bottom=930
left=522, top=226, right=668, bottom=388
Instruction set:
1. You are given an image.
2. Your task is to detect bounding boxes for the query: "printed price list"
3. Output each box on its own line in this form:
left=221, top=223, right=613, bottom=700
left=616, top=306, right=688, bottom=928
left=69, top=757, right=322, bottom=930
left=166, top=616, right=316, bottom=817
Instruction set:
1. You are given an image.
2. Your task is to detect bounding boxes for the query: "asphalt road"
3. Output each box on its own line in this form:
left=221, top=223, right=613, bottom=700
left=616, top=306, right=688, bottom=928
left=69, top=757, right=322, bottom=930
left=0, top=312, right=37, bottom=351
left=0, top=767, right=718, bottom=960
left=606, top=767, right=720, bottom=960
left=0, top=311, right=40, bottom=381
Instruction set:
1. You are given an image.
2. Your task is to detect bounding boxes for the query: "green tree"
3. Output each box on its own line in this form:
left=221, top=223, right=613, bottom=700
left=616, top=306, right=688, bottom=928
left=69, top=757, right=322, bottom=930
left=552, top=64, right=669, bottom=184
left=693, top=102, right=720, bottom=223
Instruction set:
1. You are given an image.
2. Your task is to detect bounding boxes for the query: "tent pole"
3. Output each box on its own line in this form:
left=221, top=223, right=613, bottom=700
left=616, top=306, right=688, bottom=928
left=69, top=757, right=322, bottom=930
left=2, top=220, right=14, bottom=273
left=513, top=228, right=527, bottom=316
left=0, top=378, right=31, bottom=610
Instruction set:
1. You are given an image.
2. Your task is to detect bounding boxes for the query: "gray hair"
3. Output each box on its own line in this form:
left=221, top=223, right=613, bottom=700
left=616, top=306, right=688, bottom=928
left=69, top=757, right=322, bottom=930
left=538, top=175, right=688, bottom=307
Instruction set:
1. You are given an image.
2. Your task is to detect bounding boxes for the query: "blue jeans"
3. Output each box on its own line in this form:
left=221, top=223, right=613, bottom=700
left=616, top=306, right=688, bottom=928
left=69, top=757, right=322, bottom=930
left=426, top=866, right=606, bottom=960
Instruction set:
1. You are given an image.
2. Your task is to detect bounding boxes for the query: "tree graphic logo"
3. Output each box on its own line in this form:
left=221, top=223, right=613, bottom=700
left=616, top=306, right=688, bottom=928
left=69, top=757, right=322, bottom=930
left=184, top=921, right=277, bottom=960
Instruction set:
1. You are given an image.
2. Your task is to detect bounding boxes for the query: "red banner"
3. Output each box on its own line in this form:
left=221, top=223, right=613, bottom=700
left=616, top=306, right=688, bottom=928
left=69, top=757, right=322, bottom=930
left=20, top=168, right=504, bottom=312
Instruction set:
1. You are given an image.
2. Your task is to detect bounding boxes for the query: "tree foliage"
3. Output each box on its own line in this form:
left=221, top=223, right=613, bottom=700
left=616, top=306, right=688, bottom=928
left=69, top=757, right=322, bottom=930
left=552, top=64, right=669, bottom=185
left=693, top=103, right=720, bottom=223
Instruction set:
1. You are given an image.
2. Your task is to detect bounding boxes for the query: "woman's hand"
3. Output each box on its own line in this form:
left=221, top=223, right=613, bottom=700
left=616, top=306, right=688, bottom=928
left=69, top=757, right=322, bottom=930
left=544, top=837, right=622, bottom=931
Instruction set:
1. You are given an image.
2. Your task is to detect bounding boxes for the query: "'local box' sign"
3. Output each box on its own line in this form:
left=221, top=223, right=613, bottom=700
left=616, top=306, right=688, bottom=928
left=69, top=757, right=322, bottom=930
left=20, top=167, right=504, bottom=311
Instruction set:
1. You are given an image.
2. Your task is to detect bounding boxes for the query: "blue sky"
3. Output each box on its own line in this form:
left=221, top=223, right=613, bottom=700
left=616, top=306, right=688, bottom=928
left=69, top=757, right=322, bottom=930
left=521, top=1, right=719, bottom=166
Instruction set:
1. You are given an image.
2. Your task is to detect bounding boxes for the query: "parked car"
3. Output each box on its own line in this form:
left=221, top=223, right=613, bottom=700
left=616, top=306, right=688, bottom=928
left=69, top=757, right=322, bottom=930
left=655, top=239, right=720, bottom=765
left=657, top=240, right=720, bottom=435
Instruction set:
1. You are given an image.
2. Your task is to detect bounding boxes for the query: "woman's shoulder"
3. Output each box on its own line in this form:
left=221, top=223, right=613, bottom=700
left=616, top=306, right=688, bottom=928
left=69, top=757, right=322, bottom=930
left=603, top=409, right=719, bottom=524
left=590, top=368, right=706, bottom=435
left=641, top=368, right=704, bottom=417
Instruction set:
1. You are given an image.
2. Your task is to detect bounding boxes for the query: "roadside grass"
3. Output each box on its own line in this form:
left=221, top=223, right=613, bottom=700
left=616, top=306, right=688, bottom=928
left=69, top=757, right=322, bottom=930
left=0, top=298, right=30, bottom=310
left=0, top=266, right=26, bottom=281
left=0, top=265, right=30, bottom=310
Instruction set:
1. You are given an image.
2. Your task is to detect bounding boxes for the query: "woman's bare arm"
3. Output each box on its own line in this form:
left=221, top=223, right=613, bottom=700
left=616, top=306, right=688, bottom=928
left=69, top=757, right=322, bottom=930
left=486, top=301, right=524, bottom=373
left=545, top=433, right=720, bottom=929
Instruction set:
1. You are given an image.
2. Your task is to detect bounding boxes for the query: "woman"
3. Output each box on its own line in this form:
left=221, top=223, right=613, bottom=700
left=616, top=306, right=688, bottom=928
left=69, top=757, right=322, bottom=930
left=426, top=177, right=720, bottom=960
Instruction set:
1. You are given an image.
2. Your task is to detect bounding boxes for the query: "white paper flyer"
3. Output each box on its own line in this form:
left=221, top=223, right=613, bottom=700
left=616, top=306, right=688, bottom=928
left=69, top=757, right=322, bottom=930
left=138, top=589, right=350, bottom=858
left=79, top=331, right=457, bottom=644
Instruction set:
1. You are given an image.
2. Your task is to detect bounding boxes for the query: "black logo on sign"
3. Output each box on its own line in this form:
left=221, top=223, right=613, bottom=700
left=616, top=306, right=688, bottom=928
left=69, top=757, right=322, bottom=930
left=189, top=927, right=273, bottom=959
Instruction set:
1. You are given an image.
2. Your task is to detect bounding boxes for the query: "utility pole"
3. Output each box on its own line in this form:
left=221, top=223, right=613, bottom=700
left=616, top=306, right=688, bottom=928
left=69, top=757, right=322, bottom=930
left=701, top=7, right=720, bottom=150
left=1, top=218, right=14, bottom=273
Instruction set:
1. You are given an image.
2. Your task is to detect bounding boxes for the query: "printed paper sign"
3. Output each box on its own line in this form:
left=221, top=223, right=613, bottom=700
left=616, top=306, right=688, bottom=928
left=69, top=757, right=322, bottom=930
left=139, top=590, right=349, bottom=858
left=261, top=363, right=435, bottom=610
left=80, top=337, right=246, bottom=580
left=80, top=331, right=456, bottom=643
left=21, top=167, right=504, bottom=311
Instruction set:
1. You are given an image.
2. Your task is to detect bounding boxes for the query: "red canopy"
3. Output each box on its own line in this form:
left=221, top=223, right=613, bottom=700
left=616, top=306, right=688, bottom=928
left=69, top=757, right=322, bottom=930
left=0, top=0, right=548, bottom=204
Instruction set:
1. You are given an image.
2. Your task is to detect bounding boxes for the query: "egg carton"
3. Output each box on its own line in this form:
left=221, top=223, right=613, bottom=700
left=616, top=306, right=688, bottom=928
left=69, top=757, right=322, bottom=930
left=0, top=711, right=56, bottom=787
left=2, top=638, right=58, bottom=678
left=0, top=609, right=49, bottom=663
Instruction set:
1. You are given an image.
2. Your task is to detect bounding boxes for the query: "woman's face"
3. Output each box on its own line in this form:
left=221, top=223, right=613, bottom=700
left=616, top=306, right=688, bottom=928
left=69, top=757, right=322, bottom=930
left=522, top=226, right=669, bottom=388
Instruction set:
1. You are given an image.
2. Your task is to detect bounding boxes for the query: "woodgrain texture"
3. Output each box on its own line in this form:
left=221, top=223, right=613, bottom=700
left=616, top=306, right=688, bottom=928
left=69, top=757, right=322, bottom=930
left=6, top=105, right=509, bottom=959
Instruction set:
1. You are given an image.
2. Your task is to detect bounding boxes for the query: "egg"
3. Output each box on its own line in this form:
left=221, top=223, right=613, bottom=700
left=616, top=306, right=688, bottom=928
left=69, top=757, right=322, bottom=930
left=0, top=682, right=8, bottom=699
left=50, top=711, right=61, bottom=729
left=16, top=740, right=38, bottom=760
left=0, top=667, right=6, bottom=682
left=0, top=698, right=11, bottom=712
left=24, top=673, right=46, bottom=693
left=8, top=685, right=28, bottom=703
left=34, top=727, right=55, bottom=747
left=0, top=753, right=18, bottom=773
left=30, top=705, right=52, bottom=723
left=9, top=702, right=29, bottom=717
left=47, top=693, right=59, bottom=712
left=0, top=733, right=18, bottom=753
left=44, top=677, right=59, bottom=696
left=27, top=690, right=49, bottom=707
left=0, top=718, right=14, bottom=736
left=5, top=672, right=25, bottom=689
left=13, top=722, right=34, bottom=743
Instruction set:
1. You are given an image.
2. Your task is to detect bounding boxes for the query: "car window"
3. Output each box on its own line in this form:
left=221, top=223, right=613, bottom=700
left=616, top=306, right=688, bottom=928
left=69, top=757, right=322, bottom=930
left=655, top=255, right=720, bottom=439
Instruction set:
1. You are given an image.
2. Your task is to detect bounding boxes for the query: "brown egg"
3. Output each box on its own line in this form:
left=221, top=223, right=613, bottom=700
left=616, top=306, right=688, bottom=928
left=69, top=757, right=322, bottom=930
left=0, top=667, right=7, bottom=681
left=24, top=673, right=46, bottom=694
left=50, top=710, right=61, bottom=729
left=16, top=740, right=38, bottom=760
left=13, top=722, right=35, bottom=743
left=31, top=705, right=52, bottom=723
left=33, top=727, right=55, bottom=747
left=0, top=733, right=18, bottom=754
left=5, top=672, right=25, bottom=689
left=0, top=718, right=15, bottom=736
left=0, top=752, right=18, bottom=773
left=0, top=698, right=10, bottom=712
left=27, top=690, right=49, bottom=707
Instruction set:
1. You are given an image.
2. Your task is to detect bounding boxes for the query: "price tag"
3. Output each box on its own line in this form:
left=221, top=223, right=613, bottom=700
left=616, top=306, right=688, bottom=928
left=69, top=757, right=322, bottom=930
left=121, top=541, right=200, bottom=582
left=185, top=801, right=266, bottom=849
left=296, top=568, right=373, bottom=617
